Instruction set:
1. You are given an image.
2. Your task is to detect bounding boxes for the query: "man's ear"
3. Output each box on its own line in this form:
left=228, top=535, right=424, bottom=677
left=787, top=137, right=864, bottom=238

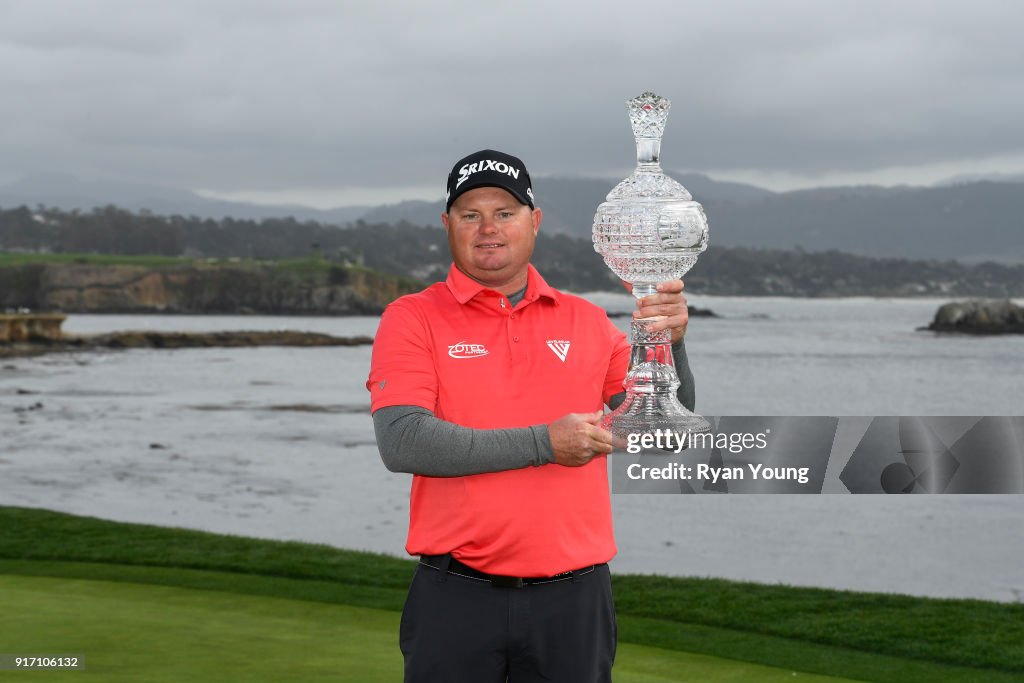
left=531, top=207, right=543, bottom=236
left=441, top=212, right=450, bottom=234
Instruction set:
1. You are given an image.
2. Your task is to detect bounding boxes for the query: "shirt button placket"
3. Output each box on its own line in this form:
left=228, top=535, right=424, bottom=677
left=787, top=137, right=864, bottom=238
left=503, top=299, right=521, bottom=355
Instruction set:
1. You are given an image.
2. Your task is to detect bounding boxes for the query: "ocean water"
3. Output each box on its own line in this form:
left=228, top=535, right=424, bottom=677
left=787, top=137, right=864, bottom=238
left=2, top=295, right=1022, bottom=602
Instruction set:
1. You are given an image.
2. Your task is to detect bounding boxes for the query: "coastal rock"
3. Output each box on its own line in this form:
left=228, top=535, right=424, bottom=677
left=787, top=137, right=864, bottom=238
left=687, top=305, right=717, bottom=318
left=0, top=262, right=421, bottom=315
left=84, top=330, right=374, bottom=349
left=927, top=299, right=1024, bottom=334
left=0, top=330, right=374, bottom=358
left=607, top=304, right=717, bottom=319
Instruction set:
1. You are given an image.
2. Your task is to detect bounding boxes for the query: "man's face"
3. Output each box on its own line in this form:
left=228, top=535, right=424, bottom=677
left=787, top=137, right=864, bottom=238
left=442, top=186, right=542, bottom=294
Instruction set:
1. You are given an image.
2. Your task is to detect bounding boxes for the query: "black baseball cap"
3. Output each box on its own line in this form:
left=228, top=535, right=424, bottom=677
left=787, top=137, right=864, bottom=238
left=445, top=149, right=535, bottom=212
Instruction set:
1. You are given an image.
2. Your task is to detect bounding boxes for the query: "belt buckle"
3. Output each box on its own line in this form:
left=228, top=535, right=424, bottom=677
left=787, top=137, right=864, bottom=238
left=490, top=574, right=525, bottom=589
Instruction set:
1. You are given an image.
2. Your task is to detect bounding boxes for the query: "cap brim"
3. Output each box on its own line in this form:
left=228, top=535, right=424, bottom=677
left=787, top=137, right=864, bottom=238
left=448, top=178, right=533, bottom=210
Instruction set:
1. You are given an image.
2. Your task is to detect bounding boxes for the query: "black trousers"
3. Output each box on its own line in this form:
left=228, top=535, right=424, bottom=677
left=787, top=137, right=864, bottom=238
left=400, top=560, right=617, bottom=682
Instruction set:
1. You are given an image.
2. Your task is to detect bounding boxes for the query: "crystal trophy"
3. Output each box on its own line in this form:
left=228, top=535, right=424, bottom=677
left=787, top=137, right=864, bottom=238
left=593, top=91, right=711, bottom=438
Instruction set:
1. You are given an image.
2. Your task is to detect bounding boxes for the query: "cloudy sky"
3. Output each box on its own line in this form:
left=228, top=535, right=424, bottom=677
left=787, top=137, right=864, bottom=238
left=2, top=0, right=1023, bottom=207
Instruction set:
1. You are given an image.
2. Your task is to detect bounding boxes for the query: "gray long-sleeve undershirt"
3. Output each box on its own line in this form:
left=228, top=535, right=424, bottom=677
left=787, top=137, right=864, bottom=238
left=373, top=338, right=696, bottom=477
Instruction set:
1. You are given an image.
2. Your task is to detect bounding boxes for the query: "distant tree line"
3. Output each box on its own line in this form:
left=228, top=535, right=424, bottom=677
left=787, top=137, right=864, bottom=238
left=2, top=204, right=1023, bottom=297
left=0, top=204, right=618, bottom=292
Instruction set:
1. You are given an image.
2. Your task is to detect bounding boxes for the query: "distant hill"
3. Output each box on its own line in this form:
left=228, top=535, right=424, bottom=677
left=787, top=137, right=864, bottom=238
left=708, top=181, right=1024, bottom=263
left=939, top=171, right=1024, bottom=185
left=359, top=199, right=442, bottom=228
left=360, top=172, right=775, bottom=232
left=359, top=175, right=1024, bottom=264
left=0, top=173, right=369, bottom=225
left=4, top=171, right=1023, bottom=264
left=537, top=177, right=1024, bottom=264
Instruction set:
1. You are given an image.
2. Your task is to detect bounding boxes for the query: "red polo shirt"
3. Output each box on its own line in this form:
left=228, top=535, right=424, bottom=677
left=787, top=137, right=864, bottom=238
left=367, top=264, right=629, bottom=576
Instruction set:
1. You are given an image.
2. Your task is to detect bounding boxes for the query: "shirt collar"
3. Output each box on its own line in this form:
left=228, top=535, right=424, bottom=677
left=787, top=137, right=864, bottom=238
left=445, top=263, right=561, bottom=306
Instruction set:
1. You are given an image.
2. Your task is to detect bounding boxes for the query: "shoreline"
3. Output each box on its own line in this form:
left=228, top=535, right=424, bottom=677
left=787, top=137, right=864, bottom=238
left=0, top=330, right=373, bottom=359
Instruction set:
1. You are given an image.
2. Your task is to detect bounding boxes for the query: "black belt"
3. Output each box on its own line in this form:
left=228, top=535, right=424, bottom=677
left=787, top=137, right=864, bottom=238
left=419, top=554, right=600, bottom=589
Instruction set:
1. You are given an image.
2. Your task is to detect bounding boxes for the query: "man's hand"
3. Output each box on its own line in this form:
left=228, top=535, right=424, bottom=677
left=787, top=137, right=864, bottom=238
left=549, top=411, right=614, bottom=467
left=632, top=280, right=689, bottom=344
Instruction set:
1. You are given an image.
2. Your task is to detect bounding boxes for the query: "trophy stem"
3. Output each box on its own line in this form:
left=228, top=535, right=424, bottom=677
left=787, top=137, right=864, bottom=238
left=631, top=282, right=658, bottom=299
left=602, top=319, right=712, bottom=440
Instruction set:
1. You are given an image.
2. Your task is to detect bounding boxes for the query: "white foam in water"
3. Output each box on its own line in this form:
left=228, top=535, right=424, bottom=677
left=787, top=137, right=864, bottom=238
left=3, top=297, right=1023, bottom=602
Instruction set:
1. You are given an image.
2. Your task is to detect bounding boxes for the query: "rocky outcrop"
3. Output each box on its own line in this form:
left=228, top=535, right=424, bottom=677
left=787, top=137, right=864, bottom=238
left=0, top=330, right=373, bottom=358
left=927, top=299, right=1024, bottom=334
left=0, top=262, right=421, bottom=315
left=84, top=330, right=373, bottom=349
left=606, top=304, right=717, bottom=319
left=0, top=313, right=66, bottom=341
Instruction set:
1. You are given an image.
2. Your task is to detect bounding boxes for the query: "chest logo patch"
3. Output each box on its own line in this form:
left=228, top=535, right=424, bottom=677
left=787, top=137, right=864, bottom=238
left=546, top=340, right=571, bottom=363
left=448, top=341, right=489, bottom=359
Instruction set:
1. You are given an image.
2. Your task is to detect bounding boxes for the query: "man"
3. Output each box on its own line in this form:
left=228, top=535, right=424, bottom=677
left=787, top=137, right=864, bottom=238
left=367, top=149, right=695, bottom=682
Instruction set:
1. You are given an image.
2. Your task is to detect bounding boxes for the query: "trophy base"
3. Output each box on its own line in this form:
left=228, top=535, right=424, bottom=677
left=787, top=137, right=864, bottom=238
left=602, top=392, right=712, bottom=444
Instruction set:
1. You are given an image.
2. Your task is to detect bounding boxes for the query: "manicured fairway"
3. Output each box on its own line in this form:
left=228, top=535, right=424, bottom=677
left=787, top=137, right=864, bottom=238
left=0, top=574, right=861, bottom=683
left=2, top=508, right=1021, bottom=682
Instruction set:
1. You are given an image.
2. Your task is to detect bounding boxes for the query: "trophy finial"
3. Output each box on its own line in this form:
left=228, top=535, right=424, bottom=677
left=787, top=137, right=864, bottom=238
left=628, top=91, right=671, bottom=139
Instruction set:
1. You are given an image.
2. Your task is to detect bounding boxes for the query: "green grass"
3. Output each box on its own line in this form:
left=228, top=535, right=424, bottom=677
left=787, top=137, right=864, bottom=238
left=612, top=573, right=1024, bottom=673
left=0, top=251, right=195, bottom=267
left=0, top=251, right=423, bottom=289
left=1, top=507, right=1022, bottom=682
left=0, top=573, right=864, bottom=683
left=0, top=251, right=316, bottom=270
left=0, top=573, right=404, bottom=682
